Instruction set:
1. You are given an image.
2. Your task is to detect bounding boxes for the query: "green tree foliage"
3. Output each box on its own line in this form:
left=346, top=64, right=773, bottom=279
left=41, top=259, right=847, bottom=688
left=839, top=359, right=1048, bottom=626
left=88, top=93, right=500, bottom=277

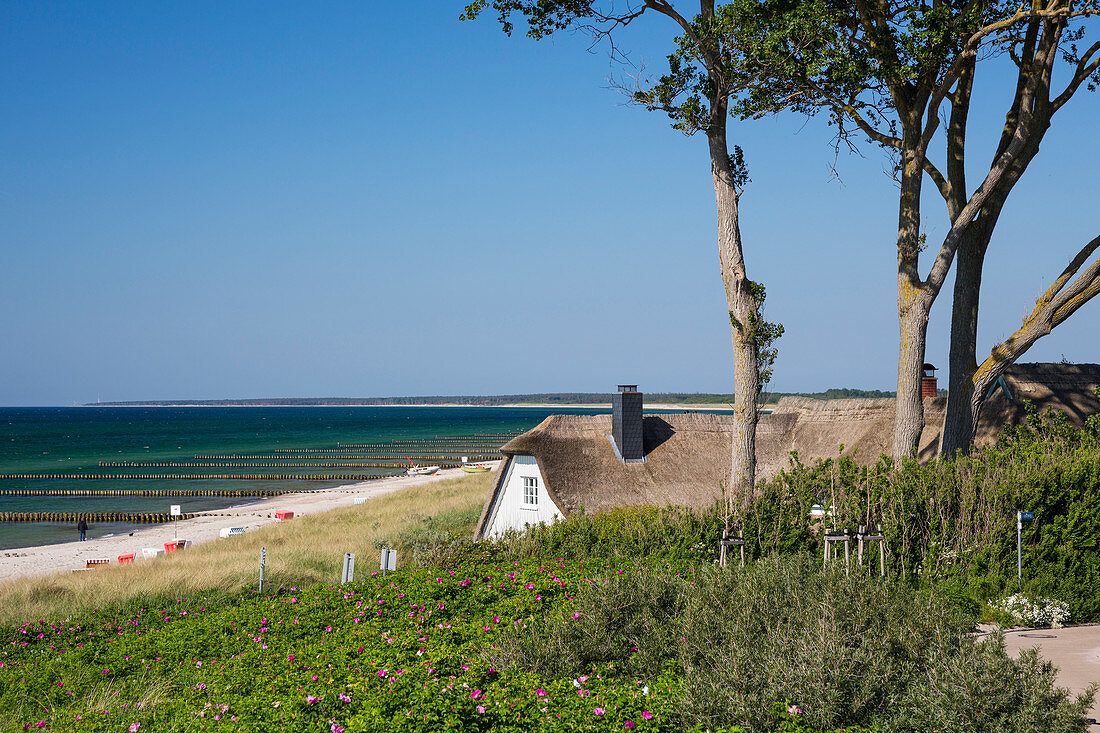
left=736, top=405, right=1100, bottom=619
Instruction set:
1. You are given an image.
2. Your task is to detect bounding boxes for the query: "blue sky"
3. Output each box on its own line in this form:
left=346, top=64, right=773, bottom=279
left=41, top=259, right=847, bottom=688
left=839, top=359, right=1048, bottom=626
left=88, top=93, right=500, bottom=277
left=1, top=2, right=1097, bottom=405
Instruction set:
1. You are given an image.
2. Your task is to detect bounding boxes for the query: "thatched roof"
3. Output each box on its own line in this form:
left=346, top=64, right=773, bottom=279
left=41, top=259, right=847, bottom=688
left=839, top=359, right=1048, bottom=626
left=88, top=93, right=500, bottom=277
left=473, top=363, right=1100, bottom=537
left=473, top=413, right=737, bottom=538
left=979, top=362, right=1100, bottom=433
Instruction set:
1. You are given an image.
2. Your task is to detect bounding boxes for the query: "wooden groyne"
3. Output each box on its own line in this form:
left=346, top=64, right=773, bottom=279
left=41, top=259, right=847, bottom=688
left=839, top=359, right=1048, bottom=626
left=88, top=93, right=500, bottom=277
left=0, top=511, right=198, bottom=523
left=193, top=454, right=500, bottom=460
left=263, top=447, right=506, bottom=454
left=0, top=488, right=303, bottom=497
left=0, top=473, right=387, bottom=481
left=97, top=461, right=467, bottom=469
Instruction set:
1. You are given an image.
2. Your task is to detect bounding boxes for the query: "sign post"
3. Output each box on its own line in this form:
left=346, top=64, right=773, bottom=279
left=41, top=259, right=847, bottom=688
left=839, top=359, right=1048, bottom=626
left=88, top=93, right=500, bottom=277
left=259, top=546, right=266, bottom=594
left=1017, top=511, right=1034, bottom=591
left=380, top=548, right=397, bottom=577
left=342, top=553, right=356, bottom=584
left=170, top=504, right=181, bottom=541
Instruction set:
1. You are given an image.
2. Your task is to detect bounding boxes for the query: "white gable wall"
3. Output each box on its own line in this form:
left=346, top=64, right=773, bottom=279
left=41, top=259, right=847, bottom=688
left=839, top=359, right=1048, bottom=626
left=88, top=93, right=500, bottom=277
left=484, top=454, right=563, bottom=538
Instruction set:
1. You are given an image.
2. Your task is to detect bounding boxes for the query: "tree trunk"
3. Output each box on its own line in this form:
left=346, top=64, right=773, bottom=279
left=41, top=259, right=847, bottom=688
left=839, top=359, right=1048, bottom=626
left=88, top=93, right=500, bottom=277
left=941, top=229, right=987, bottom=458
left=708, top=130, right=760, bottom=507
left=894, top=292, right=930, bottom=460
left=892, top=136, right=930, bottom=461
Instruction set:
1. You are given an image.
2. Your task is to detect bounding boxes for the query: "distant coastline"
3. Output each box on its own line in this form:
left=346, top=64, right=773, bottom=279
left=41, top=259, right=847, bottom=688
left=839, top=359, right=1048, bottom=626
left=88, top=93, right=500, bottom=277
left=84, top=388, right=899, bottom=408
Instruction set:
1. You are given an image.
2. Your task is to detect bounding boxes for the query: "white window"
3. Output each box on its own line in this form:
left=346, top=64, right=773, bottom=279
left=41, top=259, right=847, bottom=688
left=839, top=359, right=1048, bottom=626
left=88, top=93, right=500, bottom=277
left=523, top=476, right=539, bottom=506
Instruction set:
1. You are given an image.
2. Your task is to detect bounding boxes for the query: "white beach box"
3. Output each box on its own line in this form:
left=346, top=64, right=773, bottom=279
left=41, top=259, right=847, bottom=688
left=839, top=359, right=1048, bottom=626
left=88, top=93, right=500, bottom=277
left=142, top=547, right=165, bottom=559
left=219, top=527, right=246, bottom=538
left=353, top=498, right=368, bottom=505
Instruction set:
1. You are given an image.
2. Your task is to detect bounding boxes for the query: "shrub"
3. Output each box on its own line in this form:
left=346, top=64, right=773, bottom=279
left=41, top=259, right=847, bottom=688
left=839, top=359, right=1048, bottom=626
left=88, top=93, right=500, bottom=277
left=488, top=557, right=1090, bottom=733
left=893, top=636, right=1094, bottom=733
left=991, top=593, right=1072, bottom=628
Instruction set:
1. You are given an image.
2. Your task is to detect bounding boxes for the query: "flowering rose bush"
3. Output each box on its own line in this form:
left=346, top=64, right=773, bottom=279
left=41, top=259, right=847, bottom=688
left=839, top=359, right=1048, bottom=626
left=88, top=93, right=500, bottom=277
left=0, top=555, right=1088, bottom=732
left=0, top=561, right=689, bottom=731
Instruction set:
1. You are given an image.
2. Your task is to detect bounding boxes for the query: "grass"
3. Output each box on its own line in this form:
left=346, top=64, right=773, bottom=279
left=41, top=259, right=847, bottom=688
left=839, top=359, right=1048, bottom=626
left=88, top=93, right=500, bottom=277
left=0, top=471, right=493, bottom=625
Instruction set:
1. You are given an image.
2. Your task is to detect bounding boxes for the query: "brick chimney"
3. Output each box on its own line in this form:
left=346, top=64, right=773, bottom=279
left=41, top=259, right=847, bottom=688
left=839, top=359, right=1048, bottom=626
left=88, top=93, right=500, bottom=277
left=922, top=363, right=938, bottom=400
left=612, top=385, right=644, bottom=462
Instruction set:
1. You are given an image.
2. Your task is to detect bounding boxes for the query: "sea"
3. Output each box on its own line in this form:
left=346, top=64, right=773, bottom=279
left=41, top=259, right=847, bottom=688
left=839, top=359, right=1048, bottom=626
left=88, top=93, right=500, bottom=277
left=0, top=406, right=617, bottom=550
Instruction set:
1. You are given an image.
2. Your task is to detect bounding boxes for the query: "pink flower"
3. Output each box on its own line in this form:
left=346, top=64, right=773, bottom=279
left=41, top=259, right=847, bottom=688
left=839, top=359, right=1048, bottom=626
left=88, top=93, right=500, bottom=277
left=307, top=696, right=321, bottom=704
left=594, top=707, right=605, bottom=716
left=331, top=725, right=345, bottom=733
left=129, top=725, right=141, bottom=732
left=536, top=688, right=547, bottom=697
left=625, top=723, right=635, bottom=729
left=338, top=693, right=351, bottom=703
left=787, top=704, right=803, bottom=715
left=572, top=612, right=582, bottom=619
left=471, top=690, right=483, bottom=700
left=377, top=669, right=388, bottom=678
left=287, top=654, right=295, bottom=661
left=642, top=711, right=653, bottom=720
left=476, top=705, right=486, bottom=714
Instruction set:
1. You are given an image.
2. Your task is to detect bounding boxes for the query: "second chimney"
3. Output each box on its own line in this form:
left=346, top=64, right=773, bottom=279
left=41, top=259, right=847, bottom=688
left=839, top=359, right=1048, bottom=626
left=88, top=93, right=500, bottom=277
left=612, top=385, right=644, bottom=462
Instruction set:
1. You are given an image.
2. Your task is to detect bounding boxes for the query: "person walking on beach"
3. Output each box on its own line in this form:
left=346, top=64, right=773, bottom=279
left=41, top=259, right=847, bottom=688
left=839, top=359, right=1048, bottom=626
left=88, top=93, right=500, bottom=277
left=77, top=519, right=88, bottom=541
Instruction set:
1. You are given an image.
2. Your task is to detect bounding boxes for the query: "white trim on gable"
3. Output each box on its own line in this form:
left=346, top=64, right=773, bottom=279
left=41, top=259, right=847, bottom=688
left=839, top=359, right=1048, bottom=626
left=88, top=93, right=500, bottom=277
left=483, top=454, right=563, bottom=538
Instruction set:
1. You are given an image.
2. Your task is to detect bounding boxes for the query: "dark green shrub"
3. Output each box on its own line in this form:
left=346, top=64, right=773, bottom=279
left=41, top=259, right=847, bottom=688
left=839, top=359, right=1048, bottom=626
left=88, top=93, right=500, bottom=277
left=488, top=557, right=1091, bottom=733
left=493, top=505, right=724, bottom=567
left=892, top=636, right=1094, bottom=733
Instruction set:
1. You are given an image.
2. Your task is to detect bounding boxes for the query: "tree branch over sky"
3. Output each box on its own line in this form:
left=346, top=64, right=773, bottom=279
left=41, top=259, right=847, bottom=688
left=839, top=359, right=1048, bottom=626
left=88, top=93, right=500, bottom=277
left=717, top=0, right=1098, bottom=458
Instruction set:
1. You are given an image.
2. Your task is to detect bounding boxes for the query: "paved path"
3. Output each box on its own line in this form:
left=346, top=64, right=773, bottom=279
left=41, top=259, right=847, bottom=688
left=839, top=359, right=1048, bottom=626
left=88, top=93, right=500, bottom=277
left=1002, top=626, right=1100, bottom=728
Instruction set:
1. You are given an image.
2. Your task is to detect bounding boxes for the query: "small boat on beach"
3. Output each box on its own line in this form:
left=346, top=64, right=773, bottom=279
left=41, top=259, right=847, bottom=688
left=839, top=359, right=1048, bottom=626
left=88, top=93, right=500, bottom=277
left=406, top=465, right=440, bottom=476
left=460, top=456, right=492, bottom=473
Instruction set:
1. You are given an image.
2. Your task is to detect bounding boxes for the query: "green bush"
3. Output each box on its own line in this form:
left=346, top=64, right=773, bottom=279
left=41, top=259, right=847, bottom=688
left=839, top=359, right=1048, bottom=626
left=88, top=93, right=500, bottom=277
left=730, top=407, right=1100, bottom=621
left=488, top=557, right=1090, bottom=733
left=493, top=505, right=724, bottom=567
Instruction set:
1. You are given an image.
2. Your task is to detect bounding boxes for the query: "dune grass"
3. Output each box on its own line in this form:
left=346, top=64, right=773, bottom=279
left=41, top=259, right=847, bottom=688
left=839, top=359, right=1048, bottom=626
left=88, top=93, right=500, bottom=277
left=0, top=471, right=493, bottom=625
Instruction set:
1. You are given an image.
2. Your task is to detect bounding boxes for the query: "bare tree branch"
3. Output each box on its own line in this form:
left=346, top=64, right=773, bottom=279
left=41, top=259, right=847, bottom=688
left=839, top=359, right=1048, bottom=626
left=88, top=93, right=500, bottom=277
left=1053, top=38, right=1100, bottom=110
left=981, top=234, right=1100, bottom=369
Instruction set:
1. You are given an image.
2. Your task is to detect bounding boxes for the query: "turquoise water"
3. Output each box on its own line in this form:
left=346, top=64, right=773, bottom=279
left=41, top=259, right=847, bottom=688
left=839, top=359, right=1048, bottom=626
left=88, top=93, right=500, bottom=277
left=0, top=406, right=612, bottom=549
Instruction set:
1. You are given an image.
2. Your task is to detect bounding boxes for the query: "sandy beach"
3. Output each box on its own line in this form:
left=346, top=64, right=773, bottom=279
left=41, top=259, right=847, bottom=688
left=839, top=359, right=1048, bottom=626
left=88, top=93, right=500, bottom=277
left=0, top=465, right=493, bottom=585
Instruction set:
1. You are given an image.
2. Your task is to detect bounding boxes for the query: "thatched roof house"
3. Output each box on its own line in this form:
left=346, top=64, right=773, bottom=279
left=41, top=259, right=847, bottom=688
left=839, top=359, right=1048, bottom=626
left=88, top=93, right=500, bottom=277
left=474, top=364, right=1100, bottom=539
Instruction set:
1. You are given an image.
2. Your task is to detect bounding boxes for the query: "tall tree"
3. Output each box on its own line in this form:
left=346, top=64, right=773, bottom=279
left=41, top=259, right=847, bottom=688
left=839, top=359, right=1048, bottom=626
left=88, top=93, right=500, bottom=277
left=938, top=13, right=1100, bottom=455
left=725, top=0, right=1097, bottom=459
left=461, top=1, right=783, bottom=531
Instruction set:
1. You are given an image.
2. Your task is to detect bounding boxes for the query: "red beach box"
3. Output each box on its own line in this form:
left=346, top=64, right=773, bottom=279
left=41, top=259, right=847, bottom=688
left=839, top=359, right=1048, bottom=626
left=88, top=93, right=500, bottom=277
left=164, top=540, right=180, bottom=553
left=275, top=510, right=294, bottom=521
left=117, top=553, right=135, bottom=565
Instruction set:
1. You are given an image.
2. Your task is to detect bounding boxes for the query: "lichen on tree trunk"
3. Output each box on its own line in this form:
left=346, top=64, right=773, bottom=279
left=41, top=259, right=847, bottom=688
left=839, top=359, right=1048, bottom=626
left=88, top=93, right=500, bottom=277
left=892, top=139, right=932, bottom=461
left=708, top=115, right=761, bottom=550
